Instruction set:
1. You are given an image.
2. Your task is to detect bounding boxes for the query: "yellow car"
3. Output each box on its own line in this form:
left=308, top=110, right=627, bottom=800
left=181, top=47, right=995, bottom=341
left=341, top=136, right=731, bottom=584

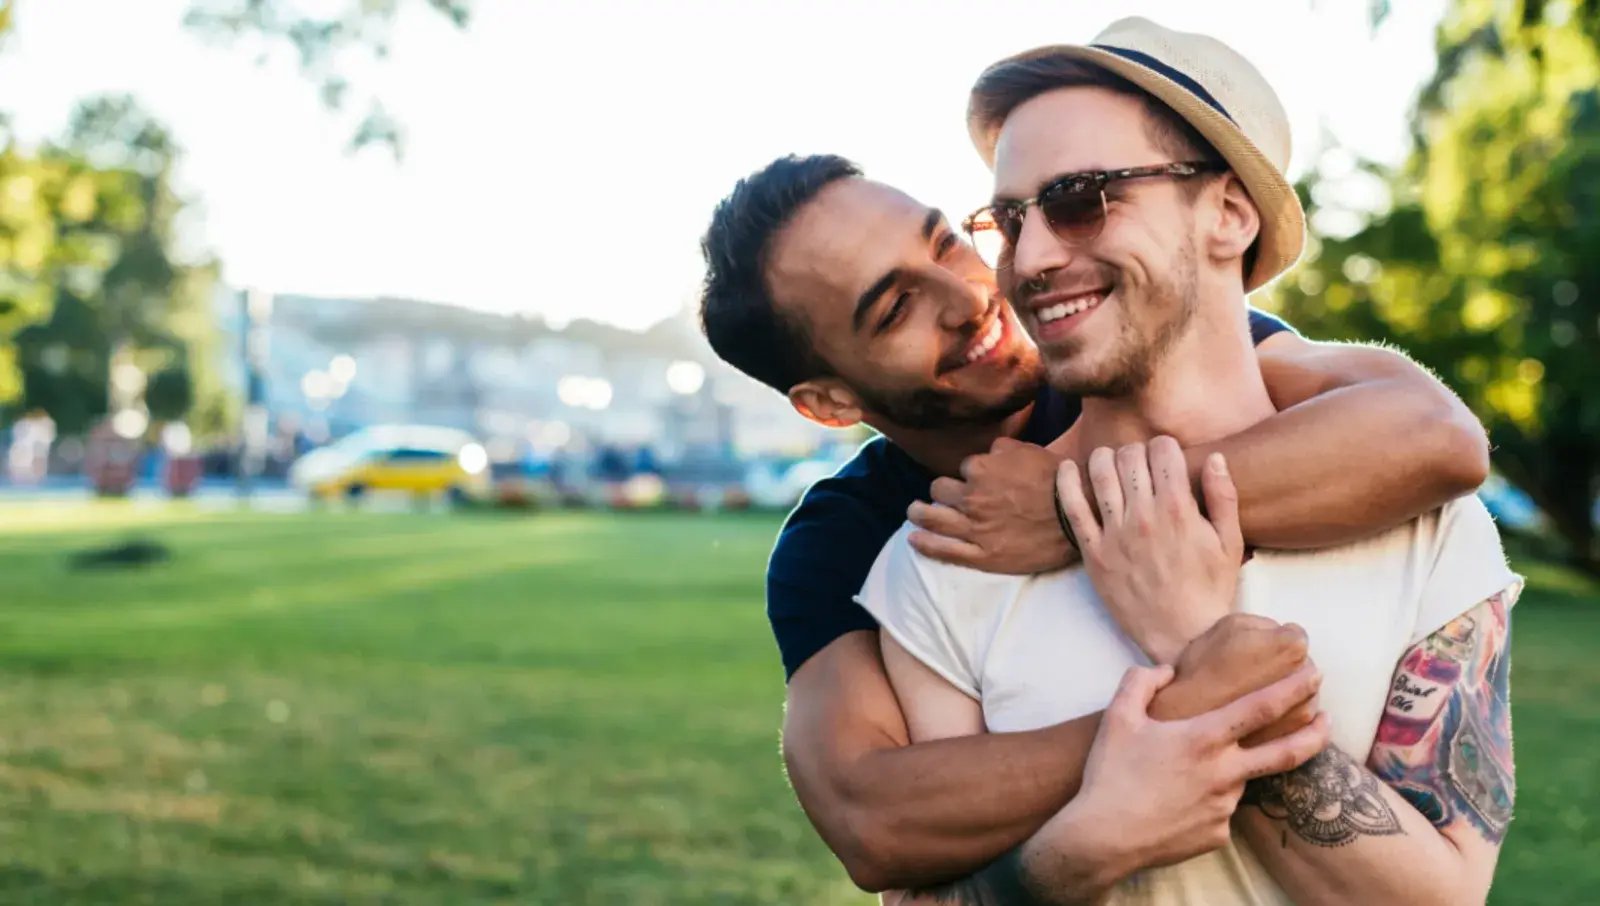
left=289, top=425, right=491, bottom=503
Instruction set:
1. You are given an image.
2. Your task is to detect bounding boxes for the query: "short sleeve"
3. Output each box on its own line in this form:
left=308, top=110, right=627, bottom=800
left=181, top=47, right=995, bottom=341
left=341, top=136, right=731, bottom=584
left=1247, top=307, right=1297, bottom=345
left=1409, top=496, right=1522, bottom=646
left=855, top=525, right=981, bottom=699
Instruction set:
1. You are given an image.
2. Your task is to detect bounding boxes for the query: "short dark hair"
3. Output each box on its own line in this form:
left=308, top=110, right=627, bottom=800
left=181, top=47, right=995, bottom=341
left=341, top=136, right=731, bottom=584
left=969, top=55, right=1224, bottom=176
left=699, top=154, right=861, bottom=395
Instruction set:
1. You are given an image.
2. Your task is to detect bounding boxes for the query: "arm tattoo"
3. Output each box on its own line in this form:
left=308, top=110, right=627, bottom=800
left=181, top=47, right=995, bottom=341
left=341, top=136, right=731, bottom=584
left=910, top=848, right=1057, bottom=906
left=1368, top=589, right=1517, bottom=843
left=1241, top=746, right=1405, bottom=847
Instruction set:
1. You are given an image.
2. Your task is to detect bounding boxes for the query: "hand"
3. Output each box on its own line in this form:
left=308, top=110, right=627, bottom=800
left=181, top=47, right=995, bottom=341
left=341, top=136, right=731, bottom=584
left=1152, top=613, right=1321, bottom=747
left=1053, top=663, right=1330, bottom=881
left=1057, top=438, right=1244, bottom=663
left=906, top=436, right=1076, bottom=574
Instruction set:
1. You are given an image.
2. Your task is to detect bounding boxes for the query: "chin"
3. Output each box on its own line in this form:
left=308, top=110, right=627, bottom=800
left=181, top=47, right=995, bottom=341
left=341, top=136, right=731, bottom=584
left=1045, top=357, right=1122, bottom=398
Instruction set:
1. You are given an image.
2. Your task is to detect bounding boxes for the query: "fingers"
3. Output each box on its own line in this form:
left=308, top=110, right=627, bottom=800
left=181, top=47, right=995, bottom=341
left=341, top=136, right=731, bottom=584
left=929, top=477, right=967, bottom=509
left=1235, top=713, right=1332, bottom=780
left=907, top=530, right=988, bottom=568
left=1241, top=696, right=1320, bottom=748
left=1056, top=460, right=1101, bottom=549
left=1087, top=446, right=1124, bottom=527
left=1201, top=453, right=1242, bottom=560
left=907, top=501, right=973, bottom=540
left=1148, top=436, right=1192, bottom=505
left=1107, top=663, right=1176, bottom=725
left=1115, top=442, right=1154, bottom=511
left=1199, top=663, right=1322, bottom=748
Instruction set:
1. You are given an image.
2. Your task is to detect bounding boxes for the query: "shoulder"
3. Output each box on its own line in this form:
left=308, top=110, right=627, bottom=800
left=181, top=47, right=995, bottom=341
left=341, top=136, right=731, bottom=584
left=859, top=522, right=1028, bottom=629
left=767, top=436, right=928, bottom=581
left=1247, top=306, right=1297, bottom=345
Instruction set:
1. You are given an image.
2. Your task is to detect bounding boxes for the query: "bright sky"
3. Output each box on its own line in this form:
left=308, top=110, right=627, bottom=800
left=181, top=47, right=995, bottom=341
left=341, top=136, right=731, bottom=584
left=0, top=0, right=1445, bottom=331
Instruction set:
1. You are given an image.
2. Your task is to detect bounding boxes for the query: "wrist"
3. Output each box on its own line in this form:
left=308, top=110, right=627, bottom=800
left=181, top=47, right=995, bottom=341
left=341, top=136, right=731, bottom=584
left=1027, top=797, right=1135, bottom=898
left=1141, top=610, right=1224, bottom=665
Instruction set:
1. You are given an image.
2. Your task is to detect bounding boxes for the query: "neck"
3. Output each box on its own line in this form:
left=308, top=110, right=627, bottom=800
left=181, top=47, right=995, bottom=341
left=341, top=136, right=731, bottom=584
left=879, top=404, right=1036, bottom=478
left=1062, top=298, right=1276, bottom=462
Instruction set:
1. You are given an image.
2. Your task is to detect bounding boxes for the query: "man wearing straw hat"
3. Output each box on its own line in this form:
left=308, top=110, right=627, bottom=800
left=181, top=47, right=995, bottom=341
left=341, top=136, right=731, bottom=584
left=857, top=17, right=1519, bottom=904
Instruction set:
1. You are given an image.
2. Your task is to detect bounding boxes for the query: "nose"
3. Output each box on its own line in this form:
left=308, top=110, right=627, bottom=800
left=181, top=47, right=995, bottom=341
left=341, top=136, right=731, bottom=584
left=934, top=268, right=992, bottom=331
left=1011, top=205, right=1074, bottom=288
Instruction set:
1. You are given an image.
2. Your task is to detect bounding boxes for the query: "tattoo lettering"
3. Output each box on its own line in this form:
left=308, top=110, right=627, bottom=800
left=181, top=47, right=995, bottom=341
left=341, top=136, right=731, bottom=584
left=1242, top=747, right=1405, bottom=847
left=1370, top=589, right=1517, bottom=843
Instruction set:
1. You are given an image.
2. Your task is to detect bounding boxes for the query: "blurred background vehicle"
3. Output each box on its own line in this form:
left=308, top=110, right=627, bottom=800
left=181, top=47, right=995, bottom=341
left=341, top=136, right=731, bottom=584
left=288, top=424, right=490, bottom=504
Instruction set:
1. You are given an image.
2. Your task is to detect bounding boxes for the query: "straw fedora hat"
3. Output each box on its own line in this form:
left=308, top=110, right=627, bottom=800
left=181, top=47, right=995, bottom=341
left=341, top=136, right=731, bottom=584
left=967, top=17, right=1305, bottom=292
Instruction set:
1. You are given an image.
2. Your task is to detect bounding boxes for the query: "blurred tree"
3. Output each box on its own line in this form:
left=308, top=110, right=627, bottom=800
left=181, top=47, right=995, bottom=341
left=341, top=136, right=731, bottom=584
left=184, top=0, right=472, bottom=157
left=11, top=96, right=226, bottom=437
left=1275, top=0, right=1600, bottom=573
left=0, top=124, right=139, bottom=417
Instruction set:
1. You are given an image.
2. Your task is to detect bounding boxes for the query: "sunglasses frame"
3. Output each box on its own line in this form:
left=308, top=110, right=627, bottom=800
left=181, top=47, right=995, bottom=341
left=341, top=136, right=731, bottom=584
left=962, top=160, right=1227, bottom=270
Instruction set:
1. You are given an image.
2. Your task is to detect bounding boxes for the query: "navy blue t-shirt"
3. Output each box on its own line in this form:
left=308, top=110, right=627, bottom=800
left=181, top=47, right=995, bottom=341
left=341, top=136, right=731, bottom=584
left=765, top=308, right=1295, bottom=681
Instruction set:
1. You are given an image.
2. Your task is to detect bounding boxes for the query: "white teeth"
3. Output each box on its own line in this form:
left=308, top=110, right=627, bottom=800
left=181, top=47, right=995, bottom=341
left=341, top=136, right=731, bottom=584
left=1036, top=293, right=1106, bottom=324
left=964, top=317, right=1004, bottom=363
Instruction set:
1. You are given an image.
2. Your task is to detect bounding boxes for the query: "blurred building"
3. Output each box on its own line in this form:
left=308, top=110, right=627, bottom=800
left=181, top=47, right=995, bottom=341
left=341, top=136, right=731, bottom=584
left=212, top=290, right=838, bottom=460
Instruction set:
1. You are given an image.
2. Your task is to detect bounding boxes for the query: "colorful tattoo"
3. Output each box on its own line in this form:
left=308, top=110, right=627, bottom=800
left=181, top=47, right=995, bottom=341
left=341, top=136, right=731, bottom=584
left=1369, top=588, right=1518, bottom=843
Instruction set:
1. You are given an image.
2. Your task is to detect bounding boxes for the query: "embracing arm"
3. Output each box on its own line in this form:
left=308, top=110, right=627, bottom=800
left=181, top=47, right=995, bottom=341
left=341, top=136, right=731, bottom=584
left=782, top=631, right=1096, bottom=892
left=785, top=615, right=1321, bottom=892
left=1233, top=588, right=1517, bottom=905
left=1197, top=333, right=1490, bottom=549
left=877, top=632, right=1329, bottom=906
left=907, top=335, right=1488, bottom=573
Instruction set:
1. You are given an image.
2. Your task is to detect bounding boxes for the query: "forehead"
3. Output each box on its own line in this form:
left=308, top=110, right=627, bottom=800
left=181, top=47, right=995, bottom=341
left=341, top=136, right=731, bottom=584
left=992, top=87, right=1162, bottom=197
left=764, top=177, right=930, bottom=320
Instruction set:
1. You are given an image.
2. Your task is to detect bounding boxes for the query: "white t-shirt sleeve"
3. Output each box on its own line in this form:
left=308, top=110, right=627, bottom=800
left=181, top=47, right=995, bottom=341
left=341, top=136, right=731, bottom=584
left=1409, top=495, right=1522, bottom=646
left=855, top=524, right=981, bottom=699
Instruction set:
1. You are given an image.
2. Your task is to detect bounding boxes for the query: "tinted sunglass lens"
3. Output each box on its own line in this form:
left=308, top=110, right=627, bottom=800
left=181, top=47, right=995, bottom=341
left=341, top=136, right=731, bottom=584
left=1042, top=190, right=1106, bottom=241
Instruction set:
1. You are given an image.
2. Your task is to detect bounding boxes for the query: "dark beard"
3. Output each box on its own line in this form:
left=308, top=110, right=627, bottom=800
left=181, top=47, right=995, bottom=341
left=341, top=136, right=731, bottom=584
left=855, top=373, right=1042, bottom=431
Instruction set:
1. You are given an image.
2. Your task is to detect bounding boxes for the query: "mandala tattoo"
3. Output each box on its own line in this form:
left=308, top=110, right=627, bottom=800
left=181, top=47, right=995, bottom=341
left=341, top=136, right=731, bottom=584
left=1242, top=748, right=1405, bottom=847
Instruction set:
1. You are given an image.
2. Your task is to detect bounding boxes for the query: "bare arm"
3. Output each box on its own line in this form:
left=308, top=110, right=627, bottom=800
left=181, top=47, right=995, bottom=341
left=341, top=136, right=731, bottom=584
left=907, top=335, right=1489, bottom=572
left=781, top=631, right=1095, bottom=892
left=878, top=635, right=1329, bottom=906
left=784, top=619, right=1319, bottom=892
left=1233, top=590, right=1517, bottom=905
left=1194, top=333, right=1490, bottom=549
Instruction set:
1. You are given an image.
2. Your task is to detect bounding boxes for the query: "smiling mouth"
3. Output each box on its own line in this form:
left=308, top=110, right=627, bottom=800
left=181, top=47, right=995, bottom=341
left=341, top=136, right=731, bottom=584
left=963, top=316, right=1005, bottom=364
left=936, top=305, right=1011, bottom=376
left=1035, top=288, right=1110, bottom=325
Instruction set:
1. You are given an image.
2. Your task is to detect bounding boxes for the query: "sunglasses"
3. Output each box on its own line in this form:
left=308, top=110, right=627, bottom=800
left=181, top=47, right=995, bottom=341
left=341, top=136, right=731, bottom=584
left=961, top=160, right=1226, bottom=271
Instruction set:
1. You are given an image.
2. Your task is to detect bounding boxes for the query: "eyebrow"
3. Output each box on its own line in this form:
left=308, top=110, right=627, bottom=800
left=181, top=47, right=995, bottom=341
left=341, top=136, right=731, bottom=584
left=853, top=268, right=901, bottom=333
left=852, top=209, right=950, bottom=333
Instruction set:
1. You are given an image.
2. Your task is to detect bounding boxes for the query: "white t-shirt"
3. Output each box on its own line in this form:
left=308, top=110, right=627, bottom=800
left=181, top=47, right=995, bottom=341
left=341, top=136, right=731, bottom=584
left=857, top=496, right=1518, bottom=906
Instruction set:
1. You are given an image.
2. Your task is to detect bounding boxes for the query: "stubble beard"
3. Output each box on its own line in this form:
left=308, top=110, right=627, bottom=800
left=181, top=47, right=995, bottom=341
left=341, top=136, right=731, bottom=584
left=1045, top=240, right=1199, bottom=400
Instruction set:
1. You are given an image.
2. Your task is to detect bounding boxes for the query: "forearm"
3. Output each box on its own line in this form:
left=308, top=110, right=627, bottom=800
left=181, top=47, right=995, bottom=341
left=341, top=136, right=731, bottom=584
left=825, top=717, right=1098, bottom=890
left=1188, top=377, right=1487, bottom=549
left=889, top=802, right=1122, bottom=905
left=1234, top=746, right=1479, bottom=906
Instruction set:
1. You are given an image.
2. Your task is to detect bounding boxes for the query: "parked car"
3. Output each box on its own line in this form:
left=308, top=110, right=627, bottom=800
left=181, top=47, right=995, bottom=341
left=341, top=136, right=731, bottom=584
left=289, top=425, right=490, bottom=503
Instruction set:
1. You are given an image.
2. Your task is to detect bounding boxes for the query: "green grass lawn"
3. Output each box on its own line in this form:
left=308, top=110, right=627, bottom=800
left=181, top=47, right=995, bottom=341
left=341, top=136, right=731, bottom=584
left=0, top=504, right=1596, bottom=904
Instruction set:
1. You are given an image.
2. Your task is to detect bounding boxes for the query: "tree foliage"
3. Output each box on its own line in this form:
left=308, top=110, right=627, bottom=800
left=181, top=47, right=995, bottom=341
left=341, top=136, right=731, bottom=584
left=1275, top=0, right=1600, bottom=571
left=6, top=96, right=225, bottom=437
left=183, top=0, right=472, bottom=157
